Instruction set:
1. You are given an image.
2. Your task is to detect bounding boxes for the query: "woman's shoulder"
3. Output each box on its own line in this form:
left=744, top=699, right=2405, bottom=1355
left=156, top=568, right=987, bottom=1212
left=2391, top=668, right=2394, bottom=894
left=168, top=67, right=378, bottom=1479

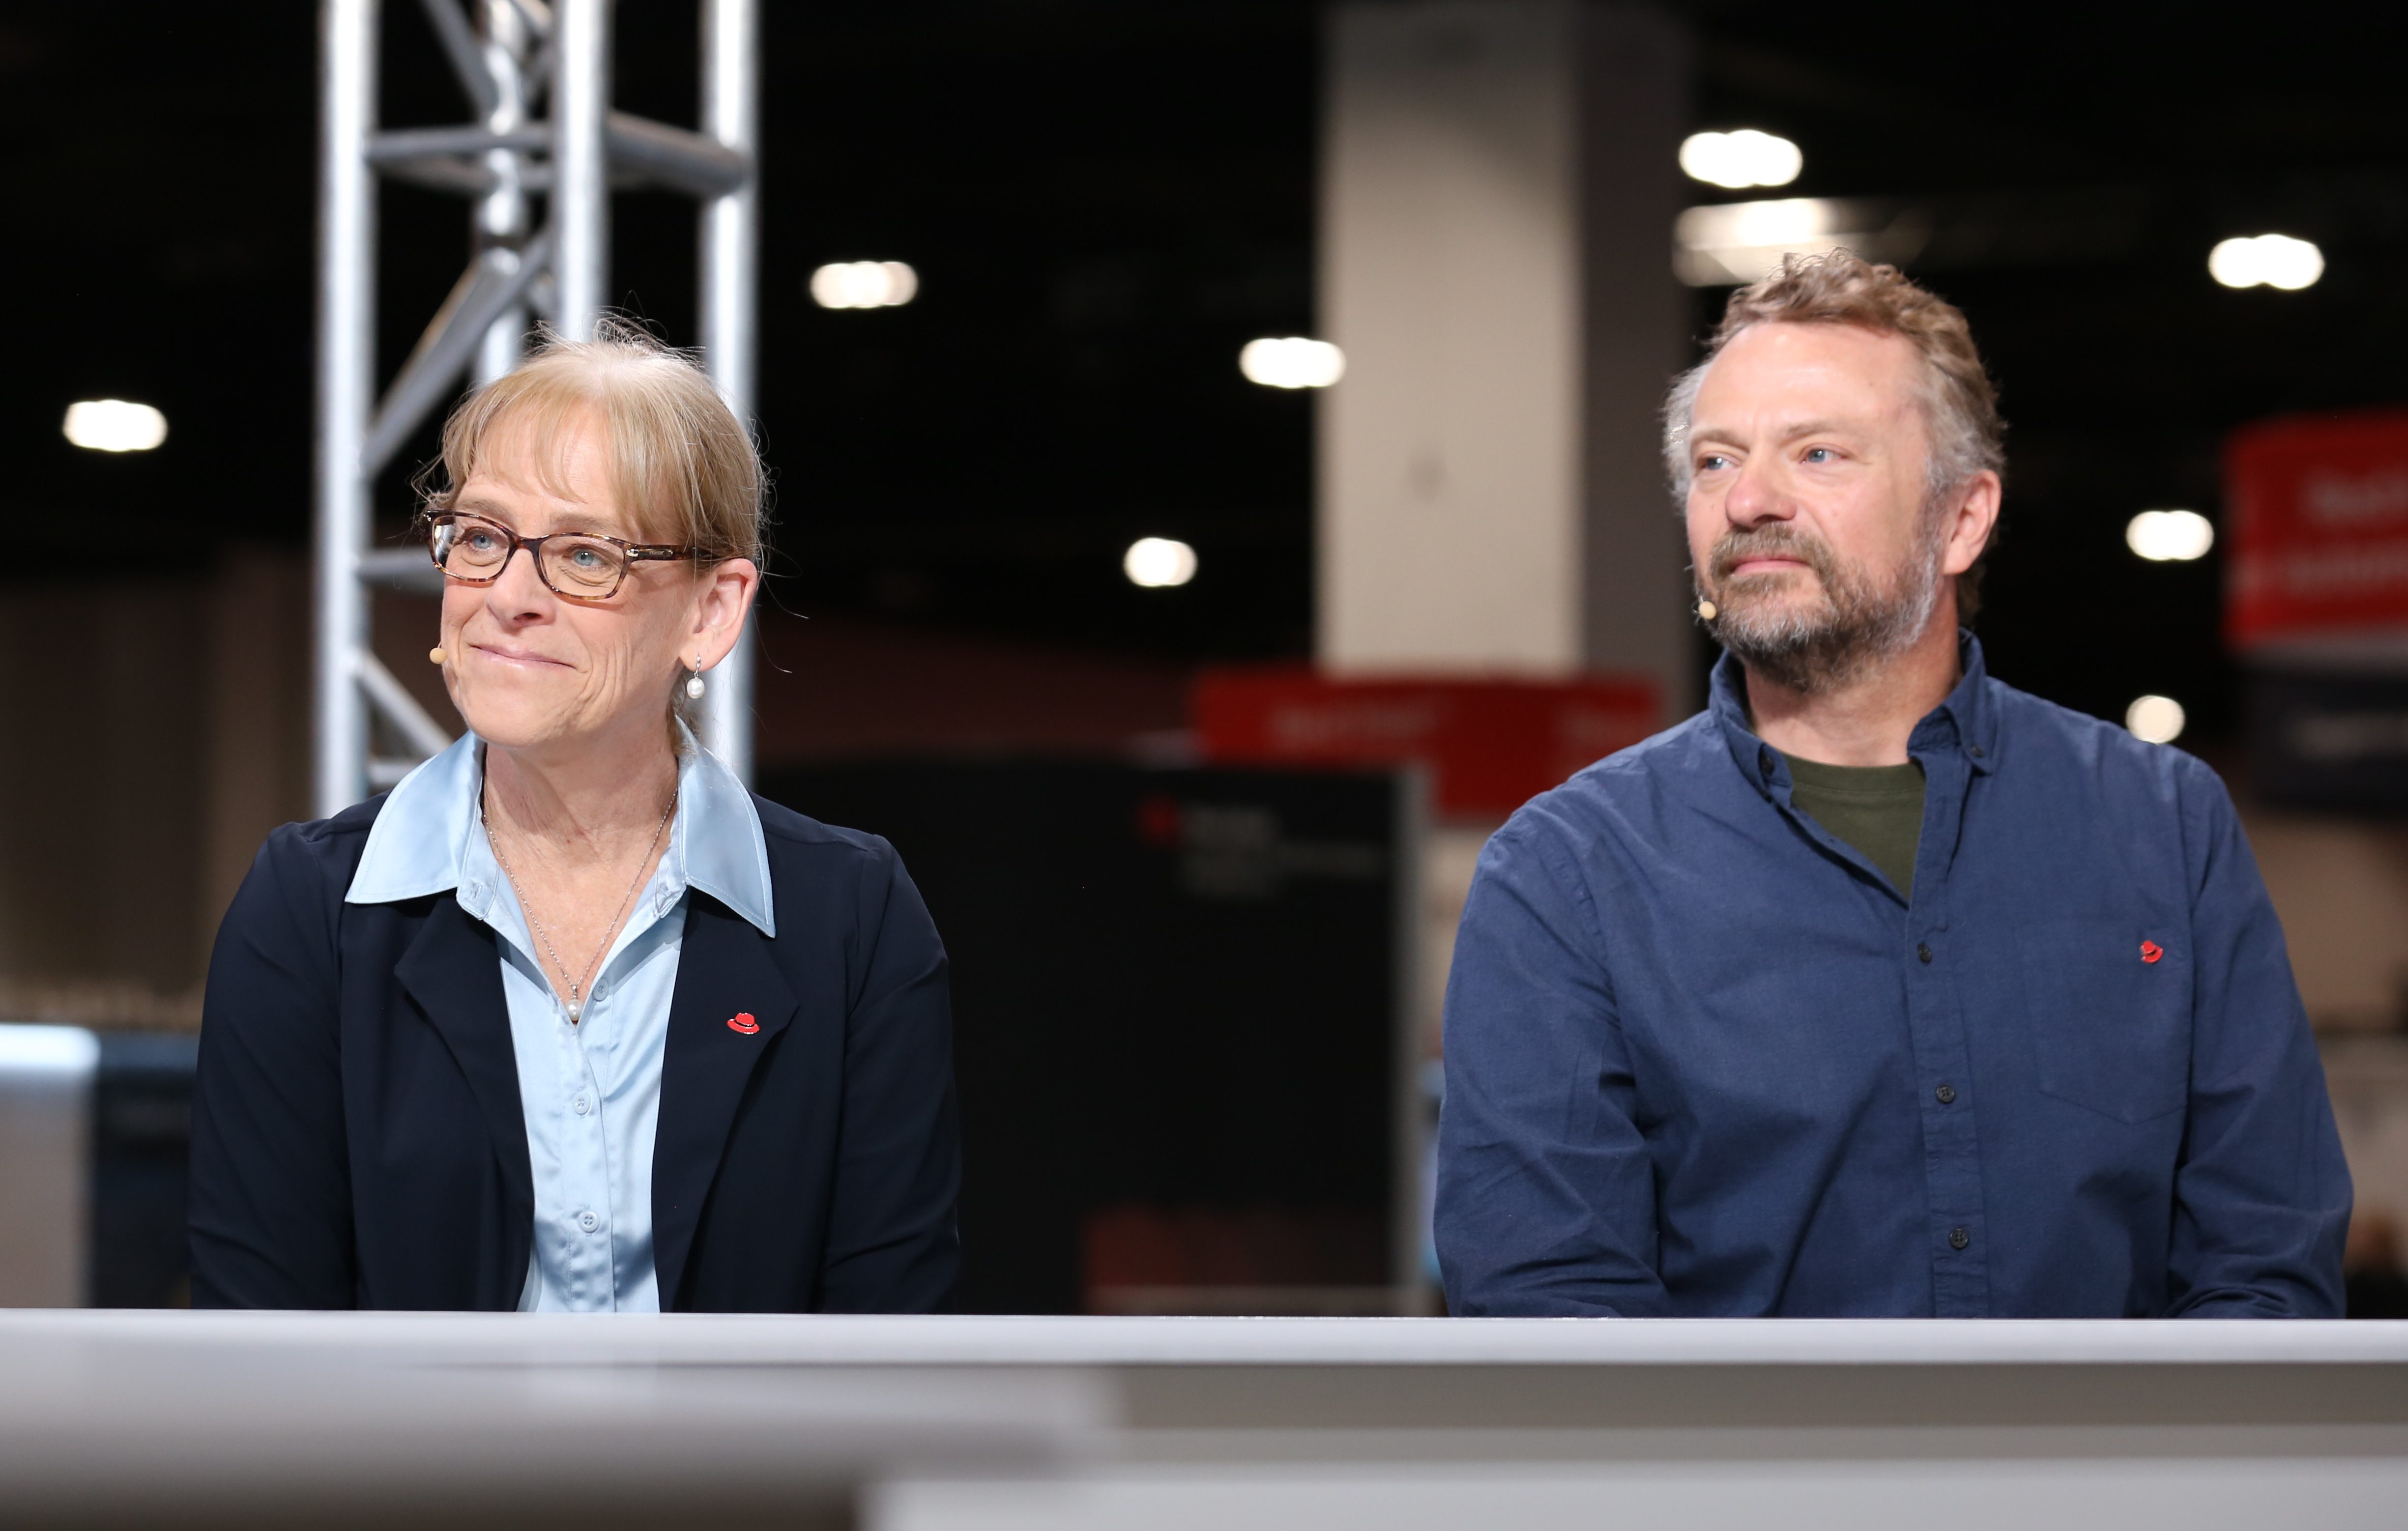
left=270, top=794, right=386, bottom=860
left=243, top=796, right=389, bottom=907
left=746, top=798, right=942, bottom=974
left=746, top=796, right=933, bottom=929
left=211, top=797, right=395, bottom=974
left=748, top=794, right=908, bottom=876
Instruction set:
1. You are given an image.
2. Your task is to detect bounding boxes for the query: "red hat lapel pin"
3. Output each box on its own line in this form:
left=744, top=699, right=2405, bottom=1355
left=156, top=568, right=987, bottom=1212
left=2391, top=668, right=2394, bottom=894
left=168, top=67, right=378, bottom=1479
left=727, top=1012, right=760, bottom=1034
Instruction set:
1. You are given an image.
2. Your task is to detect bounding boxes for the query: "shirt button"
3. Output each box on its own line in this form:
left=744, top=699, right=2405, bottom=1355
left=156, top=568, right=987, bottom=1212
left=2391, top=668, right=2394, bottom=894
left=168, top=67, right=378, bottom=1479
left=1969, top=744, right=1986, bottom=759
left=1935, top=1083, right=1957, bottom=1104
left=1948, top=1227, right=1970, bottom=1251
left=578, top=1210, right=601, bottom=1233
left=1917, top=942, right=1933, bottom=964
left=1758, top=748, right=1774, bottom=779
left=573, top=1095, right=591, bottom=1115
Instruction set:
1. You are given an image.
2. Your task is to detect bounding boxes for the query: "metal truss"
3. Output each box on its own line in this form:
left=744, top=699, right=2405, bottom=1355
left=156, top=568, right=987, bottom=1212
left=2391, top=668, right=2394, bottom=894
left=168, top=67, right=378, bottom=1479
left=314, top=0, right=760, bottom=816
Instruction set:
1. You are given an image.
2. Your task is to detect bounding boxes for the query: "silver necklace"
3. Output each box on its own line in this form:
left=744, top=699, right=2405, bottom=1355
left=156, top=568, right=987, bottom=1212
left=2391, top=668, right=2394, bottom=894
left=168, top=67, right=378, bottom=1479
left=484, top=791, right=676, bottom=1024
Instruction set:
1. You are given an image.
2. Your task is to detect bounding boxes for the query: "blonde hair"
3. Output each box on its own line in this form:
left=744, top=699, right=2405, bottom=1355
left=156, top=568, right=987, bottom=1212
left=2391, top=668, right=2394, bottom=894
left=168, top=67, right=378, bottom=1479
left=1663, top=251, right=2004, bottom=616
left=419, top=316, right=765, bottom=568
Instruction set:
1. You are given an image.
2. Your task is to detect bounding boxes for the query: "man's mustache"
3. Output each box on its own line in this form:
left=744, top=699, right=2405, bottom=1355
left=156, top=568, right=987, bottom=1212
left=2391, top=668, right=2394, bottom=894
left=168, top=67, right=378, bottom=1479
left=1709, top=524, right=1833, bottom=584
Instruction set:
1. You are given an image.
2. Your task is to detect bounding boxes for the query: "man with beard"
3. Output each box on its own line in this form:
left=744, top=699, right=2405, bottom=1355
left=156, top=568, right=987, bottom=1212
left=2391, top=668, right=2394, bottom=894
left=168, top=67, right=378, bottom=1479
left=1434, top=250, right=2349, bottom=1318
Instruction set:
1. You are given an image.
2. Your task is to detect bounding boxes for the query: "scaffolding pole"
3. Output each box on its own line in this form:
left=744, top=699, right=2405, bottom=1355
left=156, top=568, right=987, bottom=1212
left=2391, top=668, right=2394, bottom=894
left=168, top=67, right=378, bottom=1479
left=471, top=0, right=535, bottom=387
left=313, top=0, right=763, bottom=815
left=551, top=0, right=608, bottom=341
left=313, top=0, right=377, bottom=819
left=697, top=0, right=758, bottom=777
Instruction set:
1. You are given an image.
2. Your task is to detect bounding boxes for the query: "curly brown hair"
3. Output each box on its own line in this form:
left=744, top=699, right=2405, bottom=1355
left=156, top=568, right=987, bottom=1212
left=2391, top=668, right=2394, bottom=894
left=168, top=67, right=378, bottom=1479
left=1663, top=250, right=2005, bottom=618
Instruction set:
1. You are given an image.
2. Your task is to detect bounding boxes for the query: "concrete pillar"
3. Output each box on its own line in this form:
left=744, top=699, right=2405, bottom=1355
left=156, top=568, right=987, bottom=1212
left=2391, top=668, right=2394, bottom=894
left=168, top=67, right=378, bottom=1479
left=1319, top=8, right=1694, bottom=1269
left=1319, top=0, right=1692, bottom=709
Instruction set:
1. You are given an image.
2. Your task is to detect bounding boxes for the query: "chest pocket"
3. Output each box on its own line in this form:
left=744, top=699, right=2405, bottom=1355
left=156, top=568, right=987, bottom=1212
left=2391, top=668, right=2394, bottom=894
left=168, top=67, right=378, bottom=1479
left=2013, top=919, right=2190, bottom=1125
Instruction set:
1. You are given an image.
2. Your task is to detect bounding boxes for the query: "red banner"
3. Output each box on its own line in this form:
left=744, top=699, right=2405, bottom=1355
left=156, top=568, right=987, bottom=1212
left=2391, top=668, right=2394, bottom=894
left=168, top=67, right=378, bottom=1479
left=1192, top=667, right=1662, bottom=819
left=2227, top=409, right=2408, bottom=650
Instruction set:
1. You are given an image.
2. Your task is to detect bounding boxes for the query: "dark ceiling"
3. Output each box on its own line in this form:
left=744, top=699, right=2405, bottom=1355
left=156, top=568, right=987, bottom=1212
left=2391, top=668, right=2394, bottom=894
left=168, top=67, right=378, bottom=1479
left=8, top=1, right=2408, bottom=740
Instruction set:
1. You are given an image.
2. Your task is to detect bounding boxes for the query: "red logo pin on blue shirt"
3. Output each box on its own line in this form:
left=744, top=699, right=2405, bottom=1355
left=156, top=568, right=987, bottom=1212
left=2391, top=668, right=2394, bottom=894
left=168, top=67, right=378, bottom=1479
left=2140, top=941, right=2163, bottom=965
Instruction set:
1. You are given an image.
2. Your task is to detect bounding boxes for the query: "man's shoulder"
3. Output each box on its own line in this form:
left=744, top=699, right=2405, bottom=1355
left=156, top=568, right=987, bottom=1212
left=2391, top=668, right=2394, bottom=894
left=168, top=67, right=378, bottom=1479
left=1983, top=675, right=2224, bottom=804
left=1495, top=710, right=1731, bottom=852
left=1564, top=708, right=1729, bottom=797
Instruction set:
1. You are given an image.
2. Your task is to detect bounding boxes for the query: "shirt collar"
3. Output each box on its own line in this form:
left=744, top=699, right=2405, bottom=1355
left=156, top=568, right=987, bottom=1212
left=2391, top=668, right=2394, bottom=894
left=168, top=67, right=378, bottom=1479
left=1712, top=630, right=2000, bottom=799
left=344, top=726, right=775, bottom=937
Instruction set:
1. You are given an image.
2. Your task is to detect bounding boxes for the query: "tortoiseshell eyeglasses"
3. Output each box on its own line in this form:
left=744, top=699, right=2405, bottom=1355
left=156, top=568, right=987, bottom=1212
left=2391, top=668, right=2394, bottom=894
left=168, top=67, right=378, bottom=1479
left=425, top=512, right=704, bottom=603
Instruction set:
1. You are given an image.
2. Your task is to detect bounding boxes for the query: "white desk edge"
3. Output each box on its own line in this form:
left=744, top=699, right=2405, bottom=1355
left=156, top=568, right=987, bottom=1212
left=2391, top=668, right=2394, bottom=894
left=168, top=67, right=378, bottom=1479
left=6, top=1312, right=2405, bottom=1367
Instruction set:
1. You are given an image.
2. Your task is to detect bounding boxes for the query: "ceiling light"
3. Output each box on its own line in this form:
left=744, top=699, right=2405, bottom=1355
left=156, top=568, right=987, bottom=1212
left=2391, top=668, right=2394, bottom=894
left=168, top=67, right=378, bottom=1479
left=2208, top=234, right=2324, bottom=292
left=1678, top=130, right=1804, bottom=191
left=1671, top=197, right=1911, bottom=286
left=2125, top=695, right=2186, bottom=745
left=1123, top=537, right=1197, bottom=589
left=62, top=399, right=167, bottom=453
left=2125, top=509, right=2215, bottom=562
left=810, top=261, right=918, bottom=309
left=1239, top=337, right=1345, bottom=390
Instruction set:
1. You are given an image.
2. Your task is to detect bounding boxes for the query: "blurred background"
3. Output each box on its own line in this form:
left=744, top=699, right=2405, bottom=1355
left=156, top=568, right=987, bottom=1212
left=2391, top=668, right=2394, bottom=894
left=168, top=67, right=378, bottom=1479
left=4, top=0, right=2408, bottom=1314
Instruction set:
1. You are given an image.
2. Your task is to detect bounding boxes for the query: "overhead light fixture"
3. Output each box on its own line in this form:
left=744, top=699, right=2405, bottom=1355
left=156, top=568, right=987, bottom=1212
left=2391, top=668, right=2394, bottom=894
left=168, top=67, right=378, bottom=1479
left=1123, top=537, right=1198, bottom=589
left=2125, top=509, right=2215, bottom=562
left=62, top=399, right=168, bottom=453
left=2125, top=695, right=2187, bottom=745
left=1670, top=197, right=1923, bottom=286
left=1239, top=337, right=1345, bottom=390
left=1678, top=130, right=1803, bottom=191
left=2208, top=234, right=2324, bottom=291
left=810, top=260, right=918, bottom=309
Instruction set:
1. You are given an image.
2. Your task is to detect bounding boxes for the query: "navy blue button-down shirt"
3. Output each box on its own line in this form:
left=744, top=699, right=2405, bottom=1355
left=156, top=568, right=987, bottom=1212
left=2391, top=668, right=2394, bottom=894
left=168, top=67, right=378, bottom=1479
left=1437, top=638, right=2349, bottom=1318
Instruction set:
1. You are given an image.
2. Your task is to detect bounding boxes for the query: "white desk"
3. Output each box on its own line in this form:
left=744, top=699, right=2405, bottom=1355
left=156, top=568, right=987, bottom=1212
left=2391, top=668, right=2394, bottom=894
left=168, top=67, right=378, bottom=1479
left=2, top=1314, right=2403, bottom=1529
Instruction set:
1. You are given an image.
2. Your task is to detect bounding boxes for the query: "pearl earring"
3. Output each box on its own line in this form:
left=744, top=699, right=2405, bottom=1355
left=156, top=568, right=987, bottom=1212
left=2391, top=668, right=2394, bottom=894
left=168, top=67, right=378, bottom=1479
left=1695, top=600, right=1718, bottom=621
left=429, top=646, right=447, bottom=664
left=685, top=659, right=706, bottom=701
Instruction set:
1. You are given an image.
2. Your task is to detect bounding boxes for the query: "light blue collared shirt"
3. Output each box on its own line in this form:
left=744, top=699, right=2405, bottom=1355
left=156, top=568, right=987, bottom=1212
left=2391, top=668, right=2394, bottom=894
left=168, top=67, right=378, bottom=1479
left=344, top=728, right=774, bottom=1312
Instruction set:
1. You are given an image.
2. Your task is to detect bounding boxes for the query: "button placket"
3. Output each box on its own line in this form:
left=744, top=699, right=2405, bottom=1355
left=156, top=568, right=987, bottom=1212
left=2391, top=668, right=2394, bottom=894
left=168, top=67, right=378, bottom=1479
left=487, top=841, right=688, bottom=1316
left=1899, top=744, right=1992, bottom=1315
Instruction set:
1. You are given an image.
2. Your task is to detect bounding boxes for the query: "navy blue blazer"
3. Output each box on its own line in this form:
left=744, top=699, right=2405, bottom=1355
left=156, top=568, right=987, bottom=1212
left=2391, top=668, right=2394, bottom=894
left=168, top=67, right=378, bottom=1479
left=188, top=793, right=960, bottom=1312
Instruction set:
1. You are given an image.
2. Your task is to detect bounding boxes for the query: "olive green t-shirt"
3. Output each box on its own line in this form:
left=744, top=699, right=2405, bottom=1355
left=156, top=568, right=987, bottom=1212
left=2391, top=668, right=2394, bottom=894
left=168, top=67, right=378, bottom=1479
left=1780, top=752, right=1927, bottom=901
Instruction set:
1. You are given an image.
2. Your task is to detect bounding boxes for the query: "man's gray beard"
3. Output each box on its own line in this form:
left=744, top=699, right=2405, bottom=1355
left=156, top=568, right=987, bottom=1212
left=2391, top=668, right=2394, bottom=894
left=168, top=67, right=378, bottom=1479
left=1700, top=513, right=1949, bottom=696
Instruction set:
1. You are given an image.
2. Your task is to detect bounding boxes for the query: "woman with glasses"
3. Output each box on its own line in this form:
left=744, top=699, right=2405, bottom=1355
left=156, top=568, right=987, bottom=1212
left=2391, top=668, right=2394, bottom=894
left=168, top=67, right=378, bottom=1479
left=189, top=322, right=959, bottom=1312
